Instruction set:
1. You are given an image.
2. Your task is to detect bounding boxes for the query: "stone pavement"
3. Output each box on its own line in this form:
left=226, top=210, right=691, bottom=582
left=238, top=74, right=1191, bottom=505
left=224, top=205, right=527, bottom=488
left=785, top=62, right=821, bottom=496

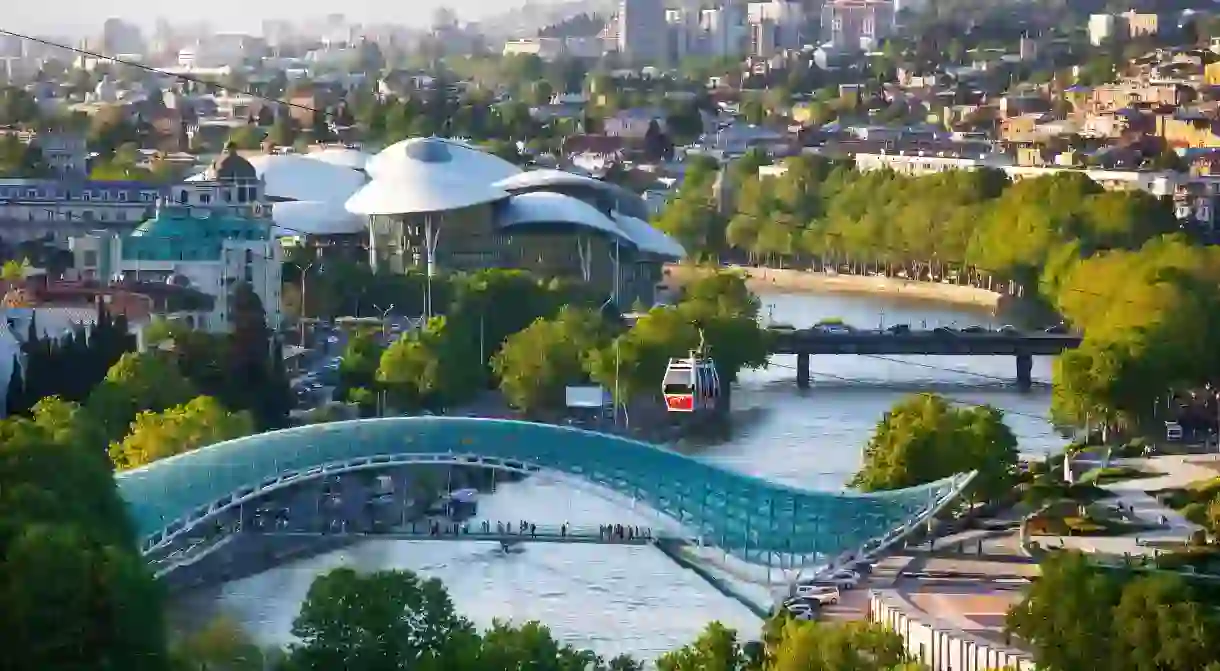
left=1037, top=454, right=1218, bottom=557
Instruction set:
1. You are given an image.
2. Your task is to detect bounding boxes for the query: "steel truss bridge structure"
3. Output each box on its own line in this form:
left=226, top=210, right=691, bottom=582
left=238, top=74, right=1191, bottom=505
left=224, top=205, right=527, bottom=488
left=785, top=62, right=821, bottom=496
left=117, top=417, right=974, bottom=570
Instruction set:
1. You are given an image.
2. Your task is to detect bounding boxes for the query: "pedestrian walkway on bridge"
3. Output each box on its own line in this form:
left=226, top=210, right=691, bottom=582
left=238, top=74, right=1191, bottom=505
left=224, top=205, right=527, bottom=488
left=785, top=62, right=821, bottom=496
left=250, top=520, right=661, bottom=547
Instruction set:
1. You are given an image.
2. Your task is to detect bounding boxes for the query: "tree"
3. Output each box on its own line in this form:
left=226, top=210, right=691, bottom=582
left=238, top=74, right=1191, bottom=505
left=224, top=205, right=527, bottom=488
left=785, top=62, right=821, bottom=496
left=851, top=394, right=1017, bottom=505
left=224, top=282, right=291, bottom=430
left=337, top=330, right=383, bottom=402
left=657, top=621, right=748, bottom=671
left=377, top=318, right=448, bottom=410
left=769, top=619, right=910, bottom=671
left=171, top=617, right=270, bottom=671
left=108, top=395, right=255, bottom=470
left=1110, top=573, right=1220, bottom=671
left=1005, top=552, right=1122, bottom=671
left=87, top=351, right=197, bottom=441
left=285, top=568, right=478, bottom=671
left=0, top=403, right=169, bottom=670
left=493, top=307, right=607, bottom=416
left=267, top=116, right=298, bottom=148
left=5, top=355, right=25, bottom=416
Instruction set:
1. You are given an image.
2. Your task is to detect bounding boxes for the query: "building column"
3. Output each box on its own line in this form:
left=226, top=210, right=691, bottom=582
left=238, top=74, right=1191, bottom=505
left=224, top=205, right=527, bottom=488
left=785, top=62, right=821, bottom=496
left=796, top=352, right=810, bottom=389
left=1015, top=353, right=1033, bottom=391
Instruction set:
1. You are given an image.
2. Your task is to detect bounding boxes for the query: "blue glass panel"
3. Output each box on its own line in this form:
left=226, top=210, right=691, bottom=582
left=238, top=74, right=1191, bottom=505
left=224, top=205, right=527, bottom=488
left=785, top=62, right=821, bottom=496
left=117, top=418, right=970, bottom=566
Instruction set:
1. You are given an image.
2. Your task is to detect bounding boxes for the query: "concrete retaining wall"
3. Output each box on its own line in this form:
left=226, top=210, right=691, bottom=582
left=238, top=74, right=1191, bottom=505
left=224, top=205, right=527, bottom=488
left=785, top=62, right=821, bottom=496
left=868, top=589, right=1036, bottom=671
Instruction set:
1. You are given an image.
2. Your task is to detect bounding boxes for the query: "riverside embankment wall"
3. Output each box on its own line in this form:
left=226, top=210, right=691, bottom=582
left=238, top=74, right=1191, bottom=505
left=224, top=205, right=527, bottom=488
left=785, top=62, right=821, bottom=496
left=664, top=265, right=1003, bottom=311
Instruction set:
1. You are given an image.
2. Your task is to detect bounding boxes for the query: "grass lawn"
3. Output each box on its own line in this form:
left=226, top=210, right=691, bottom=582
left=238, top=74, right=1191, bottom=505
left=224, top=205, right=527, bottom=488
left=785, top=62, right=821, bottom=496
left=1079, top=465, right=1164, bottom=485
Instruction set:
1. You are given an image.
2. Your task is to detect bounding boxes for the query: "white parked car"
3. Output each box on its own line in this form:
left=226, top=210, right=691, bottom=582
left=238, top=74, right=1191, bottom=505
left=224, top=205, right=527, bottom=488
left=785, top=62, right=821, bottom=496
left=794, top=585, right=840, bottom=604
left=809, top=570, right=860, bottom=589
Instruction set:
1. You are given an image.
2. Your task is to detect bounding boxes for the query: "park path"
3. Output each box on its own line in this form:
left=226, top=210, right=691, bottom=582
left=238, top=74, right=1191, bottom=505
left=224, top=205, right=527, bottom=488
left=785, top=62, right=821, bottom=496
left=1047, top=454, right=1218, bottom=556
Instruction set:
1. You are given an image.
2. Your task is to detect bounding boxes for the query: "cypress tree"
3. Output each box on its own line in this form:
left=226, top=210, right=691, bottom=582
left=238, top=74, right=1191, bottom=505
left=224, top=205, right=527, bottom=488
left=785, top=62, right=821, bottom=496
left=5, top=355, right=25, bottom=416
left=24, top=311, right=37, bottom=345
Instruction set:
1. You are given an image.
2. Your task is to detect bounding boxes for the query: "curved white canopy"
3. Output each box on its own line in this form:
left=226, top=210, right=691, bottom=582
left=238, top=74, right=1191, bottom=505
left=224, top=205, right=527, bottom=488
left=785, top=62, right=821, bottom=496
left=496, top=192, right=634, bottom=245
left=612, top=212, right=687, bottom=260
left=272, top=200, right=366, bottom=237
left=366, top=136, right=522, bottom=184
left=345, top=174, right=509, bottom=215
left=187, top=153, right=367, bottom=204
left=307, top=147, right=374, bottom=172
left=346, top=138, right=514, bottom=215
left=493, top=168, right=607, bottom=192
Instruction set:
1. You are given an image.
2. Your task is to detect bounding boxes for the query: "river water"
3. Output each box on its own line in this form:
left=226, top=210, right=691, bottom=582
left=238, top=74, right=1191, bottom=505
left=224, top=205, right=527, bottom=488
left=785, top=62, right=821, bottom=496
left=175, top=290, right=1067, bottom=661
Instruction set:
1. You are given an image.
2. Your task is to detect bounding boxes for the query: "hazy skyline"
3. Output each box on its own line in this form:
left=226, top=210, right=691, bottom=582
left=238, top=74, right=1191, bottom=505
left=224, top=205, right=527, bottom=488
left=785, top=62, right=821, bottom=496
left=2, top=0, right=571, bottom=37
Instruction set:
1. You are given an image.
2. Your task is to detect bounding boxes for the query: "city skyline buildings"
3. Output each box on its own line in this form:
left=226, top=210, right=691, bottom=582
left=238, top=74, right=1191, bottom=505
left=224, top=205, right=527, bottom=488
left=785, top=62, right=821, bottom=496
left=1, top=0, right=586, bottom=38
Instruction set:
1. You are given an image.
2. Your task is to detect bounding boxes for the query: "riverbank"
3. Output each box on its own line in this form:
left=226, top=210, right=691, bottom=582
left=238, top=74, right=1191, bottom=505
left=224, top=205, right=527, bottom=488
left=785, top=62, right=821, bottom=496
left=664, top=264, right=1003, bottom=311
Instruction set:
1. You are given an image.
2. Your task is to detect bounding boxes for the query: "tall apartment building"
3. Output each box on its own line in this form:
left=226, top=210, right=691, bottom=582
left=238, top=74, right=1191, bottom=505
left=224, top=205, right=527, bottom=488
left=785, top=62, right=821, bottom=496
left=747, top=0, right=804, bottom=50
left=820, top=0, right=895, bottom=50
left=618, top=0, right=668, bottom=63
left=700, top=4, right=748, bottom=58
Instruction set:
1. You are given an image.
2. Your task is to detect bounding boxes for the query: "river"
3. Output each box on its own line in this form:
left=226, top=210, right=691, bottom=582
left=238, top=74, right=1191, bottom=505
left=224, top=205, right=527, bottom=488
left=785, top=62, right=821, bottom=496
left=173, top=290, right=1067, bottom=662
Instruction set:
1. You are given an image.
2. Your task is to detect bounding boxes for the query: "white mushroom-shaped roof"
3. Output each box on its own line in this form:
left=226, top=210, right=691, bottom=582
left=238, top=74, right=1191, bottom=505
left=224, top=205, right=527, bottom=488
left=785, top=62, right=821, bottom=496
left=366, top=136, right=523, bottom=184
left=495, top=169, right=652, bottom=221
left=494, top=168, right=607, bottom=191
left=496, top=192, right=635, bottom=245
left=272, top=200, right=366, bottom=237
left=612, top=212, right=686, bottom=260
left=187, top=153, right=367, bottom=204
left=345, top=138, right=512, bottom=215
left=307, top=147, right=373, bottom=172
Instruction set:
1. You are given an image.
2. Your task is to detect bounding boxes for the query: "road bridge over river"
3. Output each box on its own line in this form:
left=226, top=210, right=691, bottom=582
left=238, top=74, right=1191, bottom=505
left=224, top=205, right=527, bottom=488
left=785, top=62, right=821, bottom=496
left=768, top=329, right=1081, bottom=390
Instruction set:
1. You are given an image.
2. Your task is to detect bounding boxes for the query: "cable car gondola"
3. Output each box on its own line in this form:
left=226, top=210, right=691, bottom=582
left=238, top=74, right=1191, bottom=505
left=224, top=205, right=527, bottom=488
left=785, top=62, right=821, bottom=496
left=662, top=332, right=722, bottom=414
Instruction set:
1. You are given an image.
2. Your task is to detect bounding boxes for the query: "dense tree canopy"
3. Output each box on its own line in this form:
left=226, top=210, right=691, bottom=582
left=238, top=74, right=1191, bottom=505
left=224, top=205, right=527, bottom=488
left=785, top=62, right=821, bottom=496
left=492, top=306, right=609, bottom=416
left=852, top=394, right=1018, bottom=505
left=108, top=395, right=255, bottom=471
left=1006, top=552, right=1220, bottom=671
left=0, top=397, right=169, bottom=671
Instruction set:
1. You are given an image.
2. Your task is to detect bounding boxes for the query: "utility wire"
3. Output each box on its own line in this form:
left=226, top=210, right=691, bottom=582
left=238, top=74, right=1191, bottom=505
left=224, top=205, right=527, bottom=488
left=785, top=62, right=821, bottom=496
left=857, top=353, right=1052, bottom=387
left=1, top=27, right=1173, bottom=318
left=763, top=358, right=1064, bottom=432
left=0, top=27, right=329, bottom=117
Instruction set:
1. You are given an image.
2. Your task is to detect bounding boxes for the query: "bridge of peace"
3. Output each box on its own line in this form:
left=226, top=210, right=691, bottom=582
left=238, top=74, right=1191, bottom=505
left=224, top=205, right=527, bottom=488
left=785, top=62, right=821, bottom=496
left=117, top=417, right=974, bottom=582
left=769, top=329, right=1081, bottom=390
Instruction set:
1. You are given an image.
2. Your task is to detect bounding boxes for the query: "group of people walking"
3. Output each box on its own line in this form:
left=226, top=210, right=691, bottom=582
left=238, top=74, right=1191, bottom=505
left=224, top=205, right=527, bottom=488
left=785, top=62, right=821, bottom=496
left=599, top=524, right=651, bottom=541
left=417, top=519, right=653, bottom=541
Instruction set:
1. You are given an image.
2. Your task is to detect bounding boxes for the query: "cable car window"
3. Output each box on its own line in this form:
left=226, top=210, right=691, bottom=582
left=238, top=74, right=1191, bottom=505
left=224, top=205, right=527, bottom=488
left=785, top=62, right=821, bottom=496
left=663, top=367, right=693, bottom=394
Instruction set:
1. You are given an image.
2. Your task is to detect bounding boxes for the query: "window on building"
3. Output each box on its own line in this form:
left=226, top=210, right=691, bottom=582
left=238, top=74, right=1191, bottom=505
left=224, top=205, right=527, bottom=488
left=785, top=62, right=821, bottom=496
left=83, top=250, right=98, bottom=267
left=200, top=194, right=211, bottom=204
left=118, top=192, right=128, bottom=202
left=178, top=190, right=188, bottom=204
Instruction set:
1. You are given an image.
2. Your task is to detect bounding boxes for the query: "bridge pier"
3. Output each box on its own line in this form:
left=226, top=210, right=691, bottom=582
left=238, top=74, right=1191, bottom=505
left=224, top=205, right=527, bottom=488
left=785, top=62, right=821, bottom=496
left=796, top=353, right=810, bottom=389
left=1015, top=354, right=1033, bottom=391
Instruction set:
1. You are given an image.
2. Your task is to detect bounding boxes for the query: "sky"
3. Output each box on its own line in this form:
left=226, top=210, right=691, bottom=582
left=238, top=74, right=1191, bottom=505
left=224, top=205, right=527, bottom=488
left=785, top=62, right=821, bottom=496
left=2, top=0, right=565, bottom=37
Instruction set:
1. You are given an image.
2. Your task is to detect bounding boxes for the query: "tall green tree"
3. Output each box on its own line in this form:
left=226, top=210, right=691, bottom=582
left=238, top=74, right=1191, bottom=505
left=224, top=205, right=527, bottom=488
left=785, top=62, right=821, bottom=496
left=852, top=394, right=1017, bottom=505
left=493, top=306, right=608, bottom=415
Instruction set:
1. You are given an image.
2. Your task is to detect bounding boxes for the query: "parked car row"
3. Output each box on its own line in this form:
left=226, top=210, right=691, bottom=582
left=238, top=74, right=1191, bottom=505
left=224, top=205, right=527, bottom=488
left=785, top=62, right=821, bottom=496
left=780, top=560, right=874, bottom=620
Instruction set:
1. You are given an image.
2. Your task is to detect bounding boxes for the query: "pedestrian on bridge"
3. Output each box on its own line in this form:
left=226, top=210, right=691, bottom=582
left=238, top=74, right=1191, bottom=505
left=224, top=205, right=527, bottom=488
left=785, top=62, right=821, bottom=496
left=561, top=522, right=567, bottom=538
left=530, top=523, right=537, bottom=537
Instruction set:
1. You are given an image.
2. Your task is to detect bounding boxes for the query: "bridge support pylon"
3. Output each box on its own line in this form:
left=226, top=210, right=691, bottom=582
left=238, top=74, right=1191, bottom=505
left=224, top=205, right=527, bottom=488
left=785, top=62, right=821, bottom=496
left=1015, top=353, right=1033, bottom=391
left=796, top=353, right=810, bottom=390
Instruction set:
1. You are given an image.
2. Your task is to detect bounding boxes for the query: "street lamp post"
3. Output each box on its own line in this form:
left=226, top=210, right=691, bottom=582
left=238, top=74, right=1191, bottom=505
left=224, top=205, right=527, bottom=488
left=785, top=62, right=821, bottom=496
left=373, top=303, right=394, bottom=417
left=297, top=262, right=314, bottom=346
